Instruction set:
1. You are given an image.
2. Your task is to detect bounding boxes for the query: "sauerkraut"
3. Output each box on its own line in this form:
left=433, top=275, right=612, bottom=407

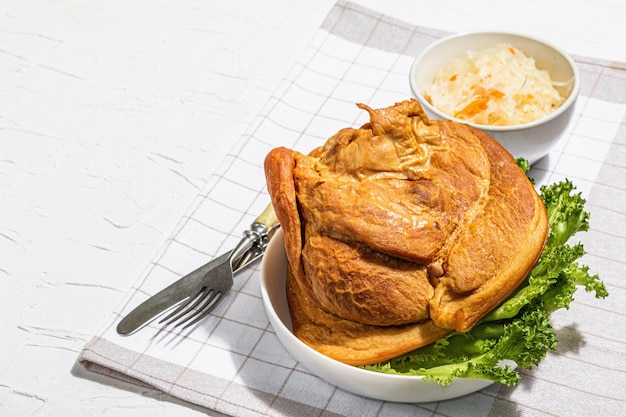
left=424, top=43, right=566, bottom=126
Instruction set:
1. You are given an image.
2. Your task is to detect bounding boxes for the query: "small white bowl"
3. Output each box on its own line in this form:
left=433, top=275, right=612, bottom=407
left=260, top=230, right=496, bottom=402
left=409, top=31, right=580, bottom=164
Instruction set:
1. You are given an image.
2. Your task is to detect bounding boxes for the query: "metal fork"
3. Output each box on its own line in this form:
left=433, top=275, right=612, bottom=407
left=159, top=235, right=270, bottom=330
left=161, top=211, right=278, bottom=330
left=116, top=204, right=278, bottom=335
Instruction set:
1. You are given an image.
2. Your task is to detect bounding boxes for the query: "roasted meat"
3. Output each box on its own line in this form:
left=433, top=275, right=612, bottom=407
left=264, top=99, right=548, bottom=365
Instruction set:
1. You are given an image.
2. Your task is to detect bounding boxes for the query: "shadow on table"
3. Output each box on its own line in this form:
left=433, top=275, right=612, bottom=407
left=234, top=359, right=528, bottom=417
left=527, top=153, right=552, bottom=185
left=553, top=324, right=586, bottom=354
left=487, top=324, right=586, bottom=416
left=70, top=361, right=226, bottom=416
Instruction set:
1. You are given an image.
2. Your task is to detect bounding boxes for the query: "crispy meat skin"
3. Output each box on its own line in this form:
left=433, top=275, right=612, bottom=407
left=264, top=99, right=548, bottom=366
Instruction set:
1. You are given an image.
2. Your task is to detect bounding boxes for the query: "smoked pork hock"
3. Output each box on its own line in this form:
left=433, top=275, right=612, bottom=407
left=264, top=99, right=548, bottom=366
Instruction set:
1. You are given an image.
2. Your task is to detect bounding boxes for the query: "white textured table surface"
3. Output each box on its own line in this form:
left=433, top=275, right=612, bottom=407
left=1, top=1, right=624, bottom=416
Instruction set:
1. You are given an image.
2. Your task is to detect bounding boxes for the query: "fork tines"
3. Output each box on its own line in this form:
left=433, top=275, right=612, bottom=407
left=159, top=287, right=224, bottom=330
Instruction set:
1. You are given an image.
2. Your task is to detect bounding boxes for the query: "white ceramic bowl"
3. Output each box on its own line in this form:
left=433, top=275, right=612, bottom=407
left=260, top=230, right=496, bottom=402
left=409, top=31, right=580, bottom=164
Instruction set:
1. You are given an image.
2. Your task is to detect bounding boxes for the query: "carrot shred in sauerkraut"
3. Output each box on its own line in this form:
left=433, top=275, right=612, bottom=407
left=424, top=43, right=566, bottom=126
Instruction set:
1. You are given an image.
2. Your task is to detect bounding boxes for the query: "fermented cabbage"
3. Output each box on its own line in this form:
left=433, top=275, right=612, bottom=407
left=424, top=43, right=566, bottom=126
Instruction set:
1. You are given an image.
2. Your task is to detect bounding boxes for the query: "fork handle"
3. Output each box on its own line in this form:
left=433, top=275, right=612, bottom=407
left=254, top=203, right=278, bottom=229
left=230, top=203, right=278, bottom=268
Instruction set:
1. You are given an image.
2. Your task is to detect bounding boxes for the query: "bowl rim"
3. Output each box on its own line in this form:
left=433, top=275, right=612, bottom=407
left=409, top=30, right=581, bottom=132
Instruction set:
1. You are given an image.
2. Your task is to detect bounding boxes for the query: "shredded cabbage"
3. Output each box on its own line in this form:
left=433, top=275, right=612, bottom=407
left=424, top=43, right=566, bottom=126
